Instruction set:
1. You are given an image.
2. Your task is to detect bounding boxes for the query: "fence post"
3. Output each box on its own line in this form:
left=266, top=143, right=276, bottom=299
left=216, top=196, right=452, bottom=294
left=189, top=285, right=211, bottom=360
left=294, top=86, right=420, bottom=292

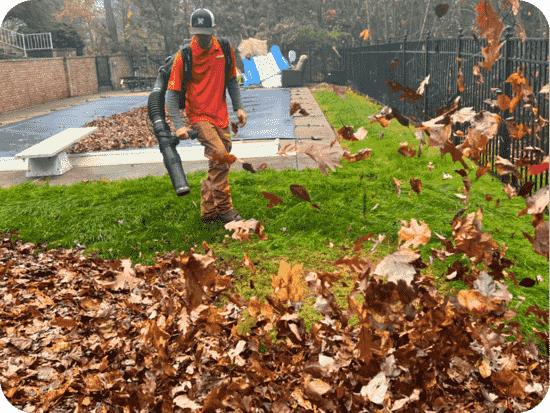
left=499, top=25, right=514, bottom=185
left=402, top=30, right=408, bottom=115
left=423, top=30, right=431, bottom=121
left=455, top=27, right=464, bottom=145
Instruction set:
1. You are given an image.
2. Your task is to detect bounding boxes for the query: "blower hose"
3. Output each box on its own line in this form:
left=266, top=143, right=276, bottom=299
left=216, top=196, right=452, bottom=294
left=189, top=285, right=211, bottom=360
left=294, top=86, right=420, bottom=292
left=146, top=66, right=198, bottom=196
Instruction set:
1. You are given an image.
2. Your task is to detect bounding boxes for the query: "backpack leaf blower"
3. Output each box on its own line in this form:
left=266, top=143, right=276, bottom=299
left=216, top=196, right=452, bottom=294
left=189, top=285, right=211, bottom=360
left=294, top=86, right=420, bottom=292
left=147, top=62, right=197, bottom=197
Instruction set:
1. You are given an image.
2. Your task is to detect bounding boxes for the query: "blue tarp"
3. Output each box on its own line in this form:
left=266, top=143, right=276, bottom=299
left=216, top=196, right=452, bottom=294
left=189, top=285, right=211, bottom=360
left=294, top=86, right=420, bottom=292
left=0, top=88, right=296, bottom=158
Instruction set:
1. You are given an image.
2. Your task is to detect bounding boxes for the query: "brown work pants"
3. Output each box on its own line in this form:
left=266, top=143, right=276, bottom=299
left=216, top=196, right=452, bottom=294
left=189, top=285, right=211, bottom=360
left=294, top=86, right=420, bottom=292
left=191, top=121, right=234, bottom=218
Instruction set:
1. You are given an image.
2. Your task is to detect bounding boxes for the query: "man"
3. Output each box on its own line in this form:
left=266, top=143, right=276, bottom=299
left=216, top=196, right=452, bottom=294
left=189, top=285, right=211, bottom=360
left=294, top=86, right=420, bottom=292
left=166, top=8, right=248, bottom=224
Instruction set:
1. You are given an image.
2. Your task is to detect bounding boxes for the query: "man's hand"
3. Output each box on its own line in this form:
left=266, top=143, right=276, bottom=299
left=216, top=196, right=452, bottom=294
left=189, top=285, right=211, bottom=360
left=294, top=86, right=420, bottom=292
left=176, top=127, right=192, bottom=140
left=236, top=109, right=247, bottom=128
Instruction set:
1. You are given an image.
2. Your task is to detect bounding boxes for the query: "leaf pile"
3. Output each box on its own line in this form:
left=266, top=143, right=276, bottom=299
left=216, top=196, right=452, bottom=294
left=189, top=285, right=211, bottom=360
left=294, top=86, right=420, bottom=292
left=0, top=197, right=548, bottom=413
left=2, top=4, right=548, bottom=411
left=66, top=106, right=190, bottom=154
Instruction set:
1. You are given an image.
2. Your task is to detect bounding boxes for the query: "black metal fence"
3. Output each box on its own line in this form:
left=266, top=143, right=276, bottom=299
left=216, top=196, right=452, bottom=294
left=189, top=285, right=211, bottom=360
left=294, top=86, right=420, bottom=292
left=342, top=27, right=549, bottom=197
left=95, top=55, right=112, bottom=89
left=128, top=51, right=166, bottom=77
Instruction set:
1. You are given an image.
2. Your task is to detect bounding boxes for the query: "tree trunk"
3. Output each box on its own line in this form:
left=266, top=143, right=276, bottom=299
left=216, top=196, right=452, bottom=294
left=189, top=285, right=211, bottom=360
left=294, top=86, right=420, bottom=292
left=393, top=0, right=397, bottom=40
left=365, top=0, right=370, bottom=45
left=384, top=1, right=388, bottom=42
left=104, top=0, right=119, bottom=50
left=420, top=0, right=431, bottom=40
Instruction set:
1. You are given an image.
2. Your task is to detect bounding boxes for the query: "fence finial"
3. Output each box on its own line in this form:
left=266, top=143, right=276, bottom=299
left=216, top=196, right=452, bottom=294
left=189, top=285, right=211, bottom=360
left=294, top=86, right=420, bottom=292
left=403, top=30, right=408, bottom=42
left=458, top=27, right=464, bottom=39
left=426, top=30, right=431, bottom=41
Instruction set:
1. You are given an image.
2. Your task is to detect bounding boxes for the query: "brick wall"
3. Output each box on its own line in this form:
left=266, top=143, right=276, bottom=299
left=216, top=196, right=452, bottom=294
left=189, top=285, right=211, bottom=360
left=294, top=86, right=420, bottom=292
left=65, top=56, right=98, bottom=97
left=0, top=53, right=134, bottom=114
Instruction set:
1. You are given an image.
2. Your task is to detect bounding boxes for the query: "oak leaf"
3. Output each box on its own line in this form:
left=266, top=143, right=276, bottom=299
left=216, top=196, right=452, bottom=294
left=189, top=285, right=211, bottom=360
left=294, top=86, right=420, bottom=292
left=302, top=144, right=344, bottom=177
left=398, top=218, right=431, bottom=249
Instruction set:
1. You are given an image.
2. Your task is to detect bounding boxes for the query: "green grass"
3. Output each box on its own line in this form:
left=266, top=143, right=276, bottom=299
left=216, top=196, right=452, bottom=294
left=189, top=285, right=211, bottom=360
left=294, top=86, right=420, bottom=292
left=1, top=83, right=548, bottom=356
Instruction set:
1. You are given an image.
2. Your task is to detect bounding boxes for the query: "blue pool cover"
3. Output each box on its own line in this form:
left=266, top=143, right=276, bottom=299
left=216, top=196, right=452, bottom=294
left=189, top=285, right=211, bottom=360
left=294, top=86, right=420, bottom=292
left=0, top=88, right=296, bottom=158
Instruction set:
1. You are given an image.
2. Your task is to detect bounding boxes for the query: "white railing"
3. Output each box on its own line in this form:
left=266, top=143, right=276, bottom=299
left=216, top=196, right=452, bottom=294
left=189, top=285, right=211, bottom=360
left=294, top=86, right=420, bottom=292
left=0, top=27, right=53, bottom=57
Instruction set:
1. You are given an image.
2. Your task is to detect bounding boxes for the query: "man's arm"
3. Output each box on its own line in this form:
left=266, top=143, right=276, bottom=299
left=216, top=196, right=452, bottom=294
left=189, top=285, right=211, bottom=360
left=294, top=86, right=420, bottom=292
left=226, top=76, right=243, bottom=112
left=165, top=89, right=189, bottom=132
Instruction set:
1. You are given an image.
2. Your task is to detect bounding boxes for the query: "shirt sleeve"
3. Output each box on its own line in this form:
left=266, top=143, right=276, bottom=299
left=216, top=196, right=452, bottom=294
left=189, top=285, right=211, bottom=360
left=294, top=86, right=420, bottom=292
left=228, top=44, right=237, bottom=79
left=165, top=89, right=187, bottom=131
left=226, top=77, right=243, bottom=112
left=167, top=50, right=184, bottom=91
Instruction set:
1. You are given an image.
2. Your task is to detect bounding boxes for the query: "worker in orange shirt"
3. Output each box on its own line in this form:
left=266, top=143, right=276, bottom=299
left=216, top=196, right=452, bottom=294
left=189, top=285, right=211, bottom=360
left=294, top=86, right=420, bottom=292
left=166, top=8, right=248, bottom=224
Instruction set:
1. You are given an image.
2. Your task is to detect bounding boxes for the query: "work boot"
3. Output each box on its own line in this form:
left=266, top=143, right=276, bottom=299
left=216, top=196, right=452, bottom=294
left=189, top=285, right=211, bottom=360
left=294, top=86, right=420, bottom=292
left=218, top=209, right=244, bottom=224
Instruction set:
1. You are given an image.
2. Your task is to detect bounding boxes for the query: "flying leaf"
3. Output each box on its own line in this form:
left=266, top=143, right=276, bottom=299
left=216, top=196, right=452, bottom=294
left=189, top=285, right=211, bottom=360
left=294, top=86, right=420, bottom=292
left=342, top=148, right=372, bottom=163
left=417, top=74, right=430, bottom=96
left=360, top=29, right=370, bottom=40
left=457, top=66, right=465, bottom=92
left=473, top=65, right=484, bottom=84
left=521, top=184, right=549, bottom=216
left=354, top=126, right=368, bottom=141
left=519, top=278, right=536, bottom=288
left=494, top=156, right=522, bottom=180
left=504, top=118, right=529, bottom=141
left=302, top=144, right=344, bottom=177
left=393, top=177, right=402, bottom=196
left=386, top=81, right=424, bottom=103
left=398, top=218, right=431, bottom=249
left=528, top=162, right=549, bottom=177
left=398, top=142, right=416, bottom=158
left=450, top=107, right=477, bottom=124
left=290, top=184, right=311, bottom=202
left=391, top=58, right=399, bottom=69
left=261, top=192, right=283, bottom=208
left=410, top=178, right=423, bottom=194
left=211, top=152, right=237, bottom=165
left=476, top=163, right=491, bottom=180
left=497, top=94, right=511, bottom=111
left=338, top=126, right=356, bottom=140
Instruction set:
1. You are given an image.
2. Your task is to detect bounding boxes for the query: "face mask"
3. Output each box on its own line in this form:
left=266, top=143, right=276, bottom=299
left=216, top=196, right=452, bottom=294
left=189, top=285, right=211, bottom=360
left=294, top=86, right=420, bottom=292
left=196, top=35, right=212, bottom=49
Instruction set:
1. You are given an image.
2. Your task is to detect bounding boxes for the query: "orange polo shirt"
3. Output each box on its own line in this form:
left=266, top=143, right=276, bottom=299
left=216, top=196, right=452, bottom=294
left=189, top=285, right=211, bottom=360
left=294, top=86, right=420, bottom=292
left=167, top=36, right=237, bottom=129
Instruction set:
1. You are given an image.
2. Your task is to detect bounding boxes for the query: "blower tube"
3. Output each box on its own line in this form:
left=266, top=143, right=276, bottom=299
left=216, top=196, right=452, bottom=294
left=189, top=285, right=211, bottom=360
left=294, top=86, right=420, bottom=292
left=147, top=67, right=198, bottom=196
